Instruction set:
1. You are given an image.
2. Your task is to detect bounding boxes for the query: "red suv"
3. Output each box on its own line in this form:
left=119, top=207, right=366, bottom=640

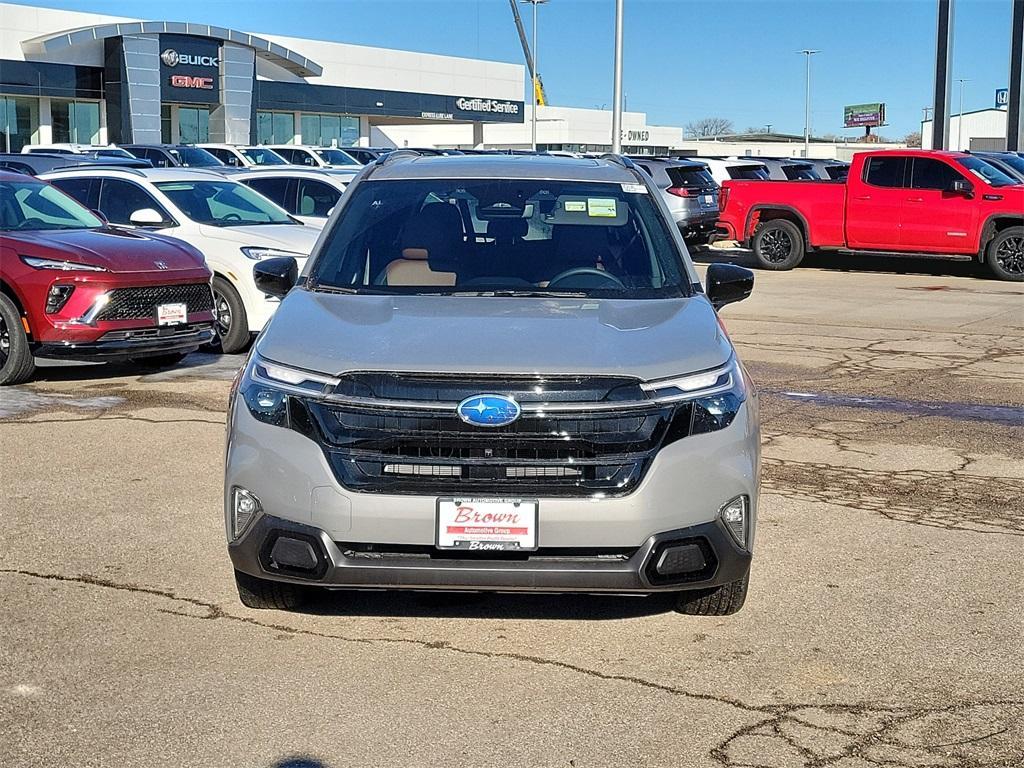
left=0, top=170, right=215, bottom=384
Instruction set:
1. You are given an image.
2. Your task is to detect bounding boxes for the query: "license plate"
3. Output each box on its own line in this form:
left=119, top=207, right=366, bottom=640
left=701, top=194, right=714, bottom=205
left=436, top=498, right=538, bottom=551
left=156, top=303, right=187, bottom=326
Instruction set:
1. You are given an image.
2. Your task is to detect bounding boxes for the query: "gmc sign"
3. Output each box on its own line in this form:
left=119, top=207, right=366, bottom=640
left=170, top=75, right=214, bottom=90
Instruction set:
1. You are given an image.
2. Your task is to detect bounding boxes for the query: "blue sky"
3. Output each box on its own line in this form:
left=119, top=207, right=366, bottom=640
left=21, top=0, right=1016, bottom=138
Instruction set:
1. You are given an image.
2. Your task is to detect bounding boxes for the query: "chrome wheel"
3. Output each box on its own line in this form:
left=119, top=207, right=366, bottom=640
left=995, top=235, right=1024, bottom=276
left=213, top=289, right=233, bottom=337
left=760, top=228, right=794, bottom=264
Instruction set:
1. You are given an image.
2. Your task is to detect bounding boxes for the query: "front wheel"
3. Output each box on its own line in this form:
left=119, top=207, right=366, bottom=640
left=234, top=569, right=310, bottom=610
left=675, top=573, right=749, bottom=616
left=211, top=276, right=251, bottom=354
left=0, top=293, right=35, bottom=386
left=985, top=226, right=1024, bottom=282
left=752, top=219, right=805, bottom=270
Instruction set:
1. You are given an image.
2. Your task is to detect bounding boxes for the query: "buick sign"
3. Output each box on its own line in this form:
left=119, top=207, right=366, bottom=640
left=161, top=48, right=219, bottom=68
left=457, top=394, right=522, bottom=427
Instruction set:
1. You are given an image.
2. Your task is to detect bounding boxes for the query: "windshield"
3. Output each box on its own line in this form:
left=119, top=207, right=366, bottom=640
left=241, top=148, right=287, bottom=166
left=169, top=147, right=224, bottom=167
left=957, top=157, right=1017, bottom=187
left=154, top=180, right=294, bottom=226
left=980, top=155, right=1024, bottom=180
left=0, top=179, right=103, bottom=231
left=308, top=178, right=691, bottom=298
left=315, top=148, right=359, bottom=166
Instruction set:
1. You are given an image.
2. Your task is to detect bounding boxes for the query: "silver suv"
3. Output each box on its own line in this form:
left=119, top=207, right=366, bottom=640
left=225, top=153, right=760, bottom=615
left=629, top=157, right=719, bottom=245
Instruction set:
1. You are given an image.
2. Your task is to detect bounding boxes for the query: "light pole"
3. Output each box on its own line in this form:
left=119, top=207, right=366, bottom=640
left=611, top=0, right=624, bottom=153
left=956, top=78, right=970, bottom=150
left=798, top=49, right=820, bottom=157
left=521, top=0, right=548, bottom=151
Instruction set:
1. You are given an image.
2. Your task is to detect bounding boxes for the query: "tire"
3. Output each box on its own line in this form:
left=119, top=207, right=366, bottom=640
left=0, top=292, right=35, bottom=386
left=752, top=219, right=805, bottom=270
left=984, top=226, right=1024, bottom=282
left=234, top=569, right=310, bottom=610
left=130, top=352, right=187, bottom=369
left=211, top=276, right=251, bottom=354
left=675, top=573, right=749, bottom=616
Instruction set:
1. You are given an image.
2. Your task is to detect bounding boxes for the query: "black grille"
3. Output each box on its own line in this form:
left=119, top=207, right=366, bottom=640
left=293, top=393, right=694, bottom=497
left=96, top=283, right=214, bottom=321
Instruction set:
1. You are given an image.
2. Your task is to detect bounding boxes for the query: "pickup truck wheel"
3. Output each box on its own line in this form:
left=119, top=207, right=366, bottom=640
left=752, top=219, right=805, bottom=270
left=985, top=226, right=1024, bottom=282
left=674, top=573, right=749, bottom=616
left=0, top=293, right=36, bottom=386
left=234, top=569, right=310, bottom=610
left=211, top=276, right=251, bottom=354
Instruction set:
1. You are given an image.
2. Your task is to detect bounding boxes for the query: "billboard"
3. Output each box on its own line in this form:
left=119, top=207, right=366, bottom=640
left=844, top=103, right=886, bottom=128
left=996, top=89, right=1009, bottom=108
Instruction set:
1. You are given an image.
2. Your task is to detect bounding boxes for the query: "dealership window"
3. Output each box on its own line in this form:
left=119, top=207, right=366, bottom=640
left=51, top=100, right=100, bottom=145
left=257, top=111, right=295, bottom=145
left=0, top=96, right=39, bottom=153
left=178, top=107, right=210, bottom=144
left=300, top=113, right=359, bottom=147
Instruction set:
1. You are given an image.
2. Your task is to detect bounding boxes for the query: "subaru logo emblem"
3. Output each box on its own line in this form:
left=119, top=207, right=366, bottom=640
left=457, top=394, right=521, bottom=427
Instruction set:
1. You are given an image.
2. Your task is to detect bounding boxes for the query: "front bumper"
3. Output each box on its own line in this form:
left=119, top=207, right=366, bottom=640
left=35, top=322, right=216, bottom=361
left=228, top=513, right=751, bottom=593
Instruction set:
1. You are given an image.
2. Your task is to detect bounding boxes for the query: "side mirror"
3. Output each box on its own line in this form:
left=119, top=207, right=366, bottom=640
left=253, top=256, right=298, bottom=299
left=129, top=208, right=165, bottom=226
left=950, top=179, right=974, bottom=197
left=705, top=263, right=754, bottom=309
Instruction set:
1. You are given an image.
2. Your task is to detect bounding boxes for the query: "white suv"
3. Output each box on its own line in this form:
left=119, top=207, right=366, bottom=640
left=266, top=145, right=361, bottom=169
left=41, top=167, right=323, bottom=353
left=232, top=167, right=354, bottom=226
left=197, top=144, right=290, bottom=169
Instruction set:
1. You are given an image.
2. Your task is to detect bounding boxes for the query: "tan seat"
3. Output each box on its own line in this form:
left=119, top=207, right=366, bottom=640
left=385, top=204, right=462, bottom=286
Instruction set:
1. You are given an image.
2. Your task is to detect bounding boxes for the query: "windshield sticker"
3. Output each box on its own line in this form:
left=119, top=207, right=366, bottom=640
left=621, top=183, right=647, bottom=194
left=564, top=200, right=587, bottom=212
left=587, top=198, right=618, bottom=217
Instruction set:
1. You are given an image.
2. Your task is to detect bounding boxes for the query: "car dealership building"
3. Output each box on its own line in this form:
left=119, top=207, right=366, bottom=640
left=0, top=2, right=682, bottom=154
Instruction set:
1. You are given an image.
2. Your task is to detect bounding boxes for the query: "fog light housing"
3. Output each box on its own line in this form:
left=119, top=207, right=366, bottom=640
left=719, top=495, right=749, bottom=549
left=45, top=284, right=75, bottom=314
left=231, top=487, right=261, bottom=540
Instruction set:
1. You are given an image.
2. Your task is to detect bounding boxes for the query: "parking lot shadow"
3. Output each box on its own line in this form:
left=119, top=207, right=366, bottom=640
left=271, top=758, right=329, bottom=768
left=301, top=589, right=678, bottom=621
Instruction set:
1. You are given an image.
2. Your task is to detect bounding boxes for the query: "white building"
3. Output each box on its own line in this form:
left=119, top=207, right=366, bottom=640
left=921, top=108, right=1010, bottom=151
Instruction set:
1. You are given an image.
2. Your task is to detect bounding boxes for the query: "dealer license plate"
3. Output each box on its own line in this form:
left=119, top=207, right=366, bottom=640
left=436, top=498, right=538, bottom=551
left=157, top=303, right=188, bottom=326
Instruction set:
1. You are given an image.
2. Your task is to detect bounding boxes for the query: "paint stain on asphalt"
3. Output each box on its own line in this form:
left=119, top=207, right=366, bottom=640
left=768, top=390, right=1024, bottom=427
left=0, top=390, right=125, bottom=420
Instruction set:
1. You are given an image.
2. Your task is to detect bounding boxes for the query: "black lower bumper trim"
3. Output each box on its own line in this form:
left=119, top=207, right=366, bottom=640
left=35, top=324, right=215, bottom=362
left=229, top=514, right=752, bottom=594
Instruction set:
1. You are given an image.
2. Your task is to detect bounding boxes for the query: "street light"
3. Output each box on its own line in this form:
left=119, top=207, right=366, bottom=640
left=956, top=78, right=970, bottom=150
left=798, top=49, right=820, bottom=157
left=521, top=0, right=548, bottom=151
left=611, top=0, right=624, bottom=153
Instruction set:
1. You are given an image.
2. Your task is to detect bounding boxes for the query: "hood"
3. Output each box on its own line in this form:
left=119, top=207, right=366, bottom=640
left=3, top=227, right=207, bottom=273
left=196, top=222, right=322, bottom=256
left=256, top=292, right=733, bottom=381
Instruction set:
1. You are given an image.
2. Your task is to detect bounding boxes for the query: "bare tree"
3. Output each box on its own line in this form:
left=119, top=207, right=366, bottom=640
left=904, top=131, right=922, bottom=147
left=685, top=117, right=735, bottom=138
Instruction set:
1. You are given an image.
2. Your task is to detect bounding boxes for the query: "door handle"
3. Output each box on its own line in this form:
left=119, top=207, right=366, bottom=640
left=906, top=197, right=924, bottom=203
left=853, top=195, right=872, bottom=201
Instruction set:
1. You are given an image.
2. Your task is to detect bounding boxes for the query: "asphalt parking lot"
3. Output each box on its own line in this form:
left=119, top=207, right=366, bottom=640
left=2, top=254, right=1022, bottom=768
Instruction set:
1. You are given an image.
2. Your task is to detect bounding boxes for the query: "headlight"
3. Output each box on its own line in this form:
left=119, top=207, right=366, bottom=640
left=240, top=247, right=305, bottom=261
left=239, top=353, right=339, bottom=427
left=20, top=256, right=106, bottom=272
left=642, top=358, right=748, bottom=435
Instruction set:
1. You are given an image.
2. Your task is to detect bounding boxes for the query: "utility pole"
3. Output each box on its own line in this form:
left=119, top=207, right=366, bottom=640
left=932, top=0, right=955, bottom=149
left=611, top=0, right=624, bottom=153
left=956, top=78, right=969, bottom=150
left=1008, top=0, right=1024, bottom=151
left=519, top=0, right=548, bottom=151
left=798, top=50, right=820, bottom=157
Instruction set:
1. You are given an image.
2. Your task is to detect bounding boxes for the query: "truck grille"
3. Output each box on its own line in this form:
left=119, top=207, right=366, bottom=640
left=293, top=377, right=694, bottom=497
left=96, top=283, right=214, bottom=321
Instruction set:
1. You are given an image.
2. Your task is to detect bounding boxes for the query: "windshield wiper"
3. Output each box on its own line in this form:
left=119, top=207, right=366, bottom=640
left=446, top=289, right=589, bottom=298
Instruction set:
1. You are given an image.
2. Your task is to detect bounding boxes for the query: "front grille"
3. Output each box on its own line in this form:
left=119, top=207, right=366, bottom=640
left=96, top=283, right=214, bottom=321
left=294, top=390, right=693, bottom=497
left=97, top=322, right=214, bottom=341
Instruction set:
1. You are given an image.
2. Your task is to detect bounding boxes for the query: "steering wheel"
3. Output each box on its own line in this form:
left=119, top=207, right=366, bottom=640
left=547, top=267, right=626, bottom=290
left=222, top=213, right=243, bottom=222
left=14, top=218, right=48, bottom=230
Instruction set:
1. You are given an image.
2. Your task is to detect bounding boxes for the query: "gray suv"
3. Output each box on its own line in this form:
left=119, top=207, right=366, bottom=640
left=225, top=153, right=760, bottom=615
left=629, top=157, right=719, bottom=244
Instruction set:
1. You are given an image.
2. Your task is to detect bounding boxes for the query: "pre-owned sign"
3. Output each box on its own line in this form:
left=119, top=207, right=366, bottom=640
left=160, top=34, right=220, bottom=104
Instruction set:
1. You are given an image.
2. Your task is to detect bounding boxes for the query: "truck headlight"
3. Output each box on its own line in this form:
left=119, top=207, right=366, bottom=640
left=642, top=358, right=749, bottom=435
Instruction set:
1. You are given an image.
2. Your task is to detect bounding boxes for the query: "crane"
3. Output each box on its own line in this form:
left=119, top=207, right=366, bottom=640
left=508, top=0, right=547, bottom=107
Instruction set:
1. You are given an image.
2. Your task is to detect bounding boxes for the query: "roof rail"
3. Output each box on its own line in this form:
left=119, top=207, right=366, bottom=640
left=598, top=153, right=638, bottom=170
left=363, top=148, right=421, bottom=180
left=40, top=164, right=148, bottom=177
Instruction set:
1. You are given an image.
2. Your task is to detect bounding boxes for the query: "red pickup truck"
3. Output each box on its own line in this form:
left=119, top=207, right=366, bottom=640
left=716, top=150, right=1024, bottom=281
